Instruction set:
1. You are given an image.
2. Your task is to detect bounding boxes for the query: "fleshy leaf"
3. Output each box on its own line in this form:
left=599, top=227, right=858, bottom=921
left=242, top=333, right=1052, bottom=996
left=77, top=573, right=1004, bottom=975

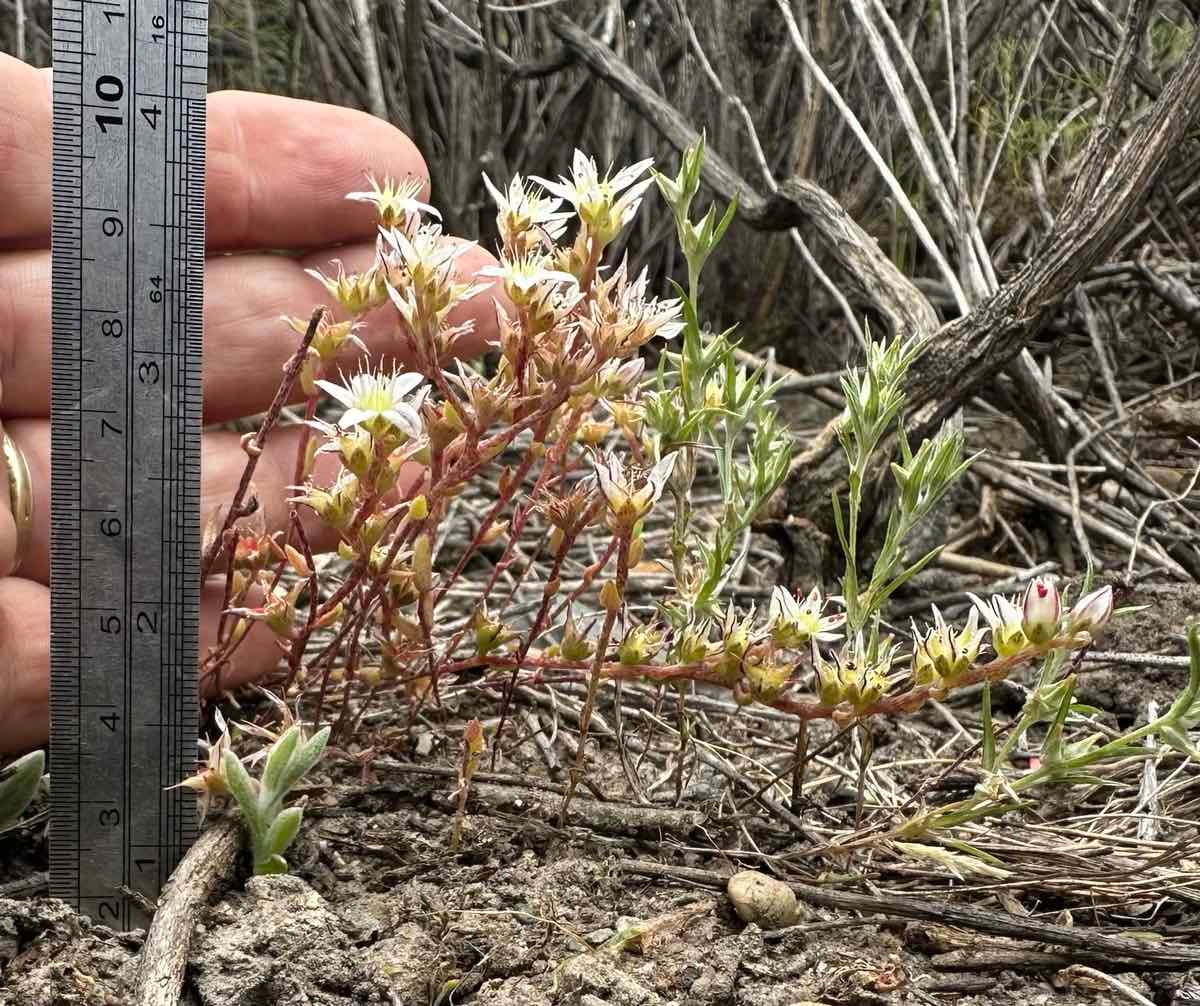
left=0, top=750, right=45, bottom=831
left=261, top=725, right=301, bottom=801
left=265, top=806, right=304, bottom=857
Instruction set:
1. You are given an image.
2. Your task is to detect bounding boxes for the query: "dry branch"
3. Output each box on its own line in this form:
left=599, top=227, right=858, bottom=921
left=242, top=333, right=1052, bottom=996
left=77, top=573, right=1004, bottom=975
left=130, top=819, right=241, bottom=1006
left=784, top=13, right=1200, bottom=518
left=614, top=858, right=1200, bottom=969
left=547, top=8, right=1200, bottom=539
left=547, top=12, right=938, bottom=345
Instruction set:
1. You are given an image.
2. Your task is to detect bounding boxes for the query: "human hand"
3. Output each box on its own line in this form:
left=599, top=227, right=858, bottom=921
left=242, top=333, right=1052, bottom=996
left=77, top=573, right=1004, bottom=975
left=0, top=54, right=502, bottom=753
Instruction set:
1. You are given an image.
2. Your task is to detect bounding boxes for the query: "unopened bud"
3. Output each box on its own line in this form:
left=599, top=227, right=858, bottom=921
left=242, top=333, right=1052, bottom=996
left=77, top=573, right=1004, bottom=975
left=314, top=602, right=344, bottom=630
left=617, top=624, right=662, bottom=665
left=745, top=660, right=792, bottom=703
left=229, top=618, right=251, bottom=647
left=473, top=607, right=511, bottom=657
left=284, top=544, right=311, bottom=578
left=230, top=570, right=251, bottom=601
left=676, top=625, right=714, bottom=664
left=300, top=347, right=322, bottom=397
left=1021, top=578, right=1061, bottom=644
left=1066, top=585, right=1113, bottom=636
left=338, top=428, right=374, bottom=478
left=599, top=579, right=622, bottom=613
left=560, top=615, right=594, bottom=661
left=413, top=533, right=434, bottom=592
left=409, top=494, right=429, bottom=521
left=479, top=520, right=508, bottom=546
left=301, top=436, right=319, bottom=482
left=360, top=512, right=390, bottom=550
left=578, top=420, right=613, bottom=446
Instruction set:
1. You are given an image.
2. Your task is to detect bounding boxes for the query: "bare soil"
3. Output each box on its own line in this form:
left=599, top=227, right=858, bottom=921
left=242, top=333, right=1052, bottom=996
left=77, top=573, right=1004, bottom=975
left=2, top=583, right=1199, bottom=1005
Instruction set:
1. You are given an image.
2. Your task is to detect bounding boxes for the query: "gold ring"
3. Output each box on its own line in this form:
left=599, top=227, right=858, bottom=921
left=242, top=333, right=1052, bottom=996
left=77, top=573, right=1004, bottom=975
left=2, top=432, right=33, bottom=575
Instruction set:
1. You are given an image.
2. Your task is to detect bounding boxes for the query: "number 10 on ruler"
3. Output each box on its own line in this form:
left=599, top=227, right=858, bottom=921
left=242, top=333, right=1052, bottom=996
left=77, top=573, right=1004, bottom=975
left=51, top=0, right=206, bottom=928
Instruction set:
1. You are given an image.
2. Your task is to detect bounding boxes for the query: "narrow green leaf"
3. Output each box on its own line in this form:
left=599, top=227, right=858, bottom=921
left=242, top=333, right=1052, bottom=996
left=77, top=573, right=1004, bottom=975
left=830, top=491, right=851, bottom=557
left=713, top=195, right=738, bottom=245
left=261, top=725, right=300, bottom=802
left=0, top=750, right=45, bottom=830
left=981, top=685, right=996, bottom=773
left=222, top=750, right=261, bottom=829
left=1040, top=676, right=1077, bottom=766
left=276, top=726, right=331, bottom=797
left=875, top=545, right=943, bottom=605
left=265, top=806, right=304, bottom=858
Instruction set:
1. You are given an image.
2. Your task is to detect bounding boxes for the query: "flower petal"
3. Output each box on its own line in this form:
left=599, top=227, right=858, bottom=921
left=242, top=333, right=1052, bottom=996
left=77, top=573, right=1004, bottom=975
left=314, top=379, right=357, bottom=409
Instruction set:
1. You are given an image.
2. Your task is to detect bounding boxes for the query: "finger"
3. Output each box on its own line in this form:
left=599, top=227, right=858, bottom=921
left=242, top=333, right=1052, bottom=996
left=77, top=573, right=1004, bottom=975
left=0, top=576, right=297, bottom=756
left=0, top=53, right=429, bottom=251
left=0, top=576, right=49, bottom=753
left=0, top=56, right=51, bottom=248
left=6, top=419, right=423, bottom=587
left=0, top=242, right=503, bottom=421
left=204, top=90, right=429, bottom=251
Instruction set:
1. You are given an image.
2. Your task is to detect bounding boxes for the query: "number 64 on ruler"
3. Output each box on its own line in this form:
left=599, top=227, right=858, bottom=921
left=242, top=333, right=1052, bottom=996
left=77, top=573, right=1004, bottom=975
left=51, top=0, right=207, bottom=929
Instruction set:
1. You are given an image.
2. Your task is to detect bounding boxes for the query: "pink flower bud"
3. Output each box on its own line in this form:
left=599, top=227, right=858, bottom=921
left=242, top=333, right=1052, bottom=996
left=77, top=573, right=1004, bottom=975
left=1021, top=578, right=1061, bottom=643
left=1066, top=585, right=1114, bottom=636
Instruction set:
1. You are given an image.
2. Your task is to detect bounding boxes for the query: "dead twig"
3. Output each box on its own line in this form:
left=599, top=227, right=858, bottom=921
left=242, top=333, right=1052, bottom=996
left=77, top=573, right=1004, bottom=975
left=612, top=858, right=1200, bottom=968
left=130, top=819, right=242, bottom=1006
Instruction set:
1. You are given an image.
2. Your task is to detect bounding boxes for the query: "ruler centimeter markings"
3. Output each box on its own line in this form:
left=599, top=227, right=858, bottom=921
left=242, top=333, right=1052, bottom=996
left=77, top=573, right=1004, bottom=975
left=51, top=0, right=207, bottom=929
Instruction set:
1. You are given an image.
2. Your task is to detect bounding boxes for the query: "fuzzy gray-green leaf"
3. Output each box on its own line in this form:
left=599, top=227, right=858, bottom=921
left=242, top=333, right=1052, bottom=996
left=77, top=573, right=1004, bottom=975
left=222, top=749, right=262, bottom=829
left=276, top=726, right=330, bottom=796
left=265, top=805, right=304, bottom=858
left=261, top=725, right=301, bottom=801
left=0, top=750, right=45, bottom=831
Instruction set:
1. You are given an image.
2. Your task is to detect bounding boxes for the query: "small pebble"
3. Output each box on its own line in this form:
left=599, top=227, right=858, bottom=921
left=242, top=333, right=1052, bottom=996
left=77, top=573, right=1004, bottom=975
left=726, top=870, right=797, bottom=930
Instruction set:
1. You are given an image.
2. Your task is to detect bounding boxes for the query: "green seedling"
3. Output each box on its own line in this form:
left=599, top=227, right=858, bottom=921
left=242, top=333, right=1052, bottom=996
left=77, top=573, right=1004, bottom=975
left=221, top=724, right=330, bottom=875
left=0, top=749, right=45, bottom=833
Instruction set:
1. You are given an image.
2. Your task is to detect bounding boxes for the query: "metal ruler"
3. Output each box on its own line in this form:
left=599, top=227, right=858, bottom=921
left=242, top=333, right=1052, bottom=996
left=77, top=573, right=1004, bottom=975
left=51, top=0, right=207, bottom=928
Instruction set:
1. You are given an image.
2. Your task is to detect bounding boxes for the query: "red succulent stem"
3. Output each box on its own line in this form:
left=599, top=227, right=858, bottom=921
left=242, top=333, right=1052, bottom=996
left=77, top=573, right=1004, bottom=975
left=562, top=533, right=631, bottom=817
left=201, top=306, right=324, bottom=581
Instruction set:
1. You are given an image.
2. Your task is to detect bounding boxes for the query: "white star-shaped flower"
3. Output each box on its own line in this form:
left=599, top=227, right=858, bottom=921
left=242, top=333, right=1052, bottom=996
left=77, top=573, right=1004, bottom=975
left=314, top=370, right=426, bottom=437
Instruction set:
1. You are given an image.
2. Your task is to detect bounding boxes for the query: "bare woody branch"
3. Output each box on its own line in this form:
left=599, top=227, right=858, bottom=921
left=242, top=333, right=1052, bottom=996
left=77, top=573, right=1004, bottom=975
left=548, top=8, right=1200, bottom=523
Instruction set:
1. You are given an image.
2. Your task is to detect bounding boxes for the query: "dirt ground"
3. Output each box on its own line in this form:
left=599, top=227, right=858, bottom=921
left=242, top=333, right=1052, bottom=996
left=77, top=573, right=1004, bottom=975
left=2, top=584, right=1199, bottom=1006
left=5, top=791, right=1192, bottom=1006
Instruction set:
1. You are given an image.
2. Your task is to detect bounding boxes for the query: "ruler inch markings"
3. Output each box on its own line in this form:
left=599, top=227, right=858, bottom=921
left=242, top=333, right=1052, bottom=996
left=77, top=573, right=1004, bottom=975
left=51, top=0, right=206, bottom=929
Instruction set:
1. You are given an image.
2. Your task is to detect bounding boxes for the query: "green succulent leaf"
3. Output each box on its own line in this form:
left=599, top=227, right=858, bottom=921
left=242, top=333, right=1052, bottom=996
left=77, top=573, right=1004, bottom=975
left=261, top=725, right=301, bottom=801
left=222, top=750, right=262, bottom=830
left=258, top=854, right=289, bottom=875
left=265, top=805, right=304, bottom=858
left=0, top=750, right=45, bottom=831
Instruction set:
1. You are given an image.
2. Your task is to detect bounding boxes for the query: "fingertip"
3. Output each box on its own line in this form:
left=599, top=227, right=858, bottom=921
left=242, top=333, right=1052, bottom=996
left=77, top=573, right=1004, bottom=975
left=206, top=91, right=430, bottom=250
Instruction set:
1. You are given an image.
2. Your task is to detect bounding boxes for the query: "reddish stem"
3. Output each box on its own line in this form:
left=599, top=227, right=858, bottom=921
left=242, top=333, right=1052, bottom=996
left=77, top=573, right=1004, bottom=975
left=200, top=307, right=324, bottom=581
